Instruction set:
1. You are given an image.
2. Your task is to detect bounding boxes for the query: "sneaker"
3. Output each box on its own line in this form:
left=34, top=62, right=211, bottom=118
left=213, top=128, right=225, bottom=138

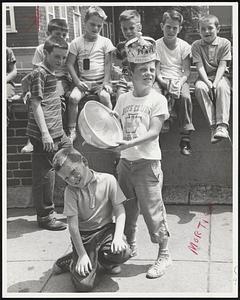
left=21, top=141, right=34, bottom=153
left=68, top=128, right=77, bottom=143
left=146, top=254, right=172, bottom=279
left=179, top=138, right=192, bottom=156
left=38, top=218, right=67, bottom=231
left=214, top=125, right=229, bottom=139
left=52, top=252, right=73, bottom=275
left=210, top=127, right=221, bottom=144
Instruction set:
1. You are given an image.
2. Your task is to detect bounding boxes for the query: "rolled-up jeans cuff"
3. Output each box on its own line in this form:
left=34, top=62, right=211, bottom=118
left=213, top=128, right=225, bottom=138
left=37, top=213, right=54, bottom=223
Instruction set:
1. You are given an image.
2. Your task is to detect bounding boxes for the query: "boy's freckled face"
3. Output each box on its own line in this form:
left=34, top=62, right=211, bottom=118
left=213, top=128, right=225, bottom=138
left=85, top=15, right=104, bottom=38
left=121, top=19, right=141, bottom=41
left=161, top=18, right=181, bottom=41
left=199, top=19, right=219, bottom=44
left=45, top=47, right=68, bottom=71
left=58, top=160, right=90, bottom=188
left=132, top=61, right=156, bottom=91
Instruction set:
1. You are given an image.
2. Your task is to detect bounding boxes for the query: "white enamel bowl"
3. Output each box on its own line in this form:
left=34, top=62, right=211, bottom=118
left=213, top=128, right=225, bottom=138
left=78, top=101, right=123, bottom=149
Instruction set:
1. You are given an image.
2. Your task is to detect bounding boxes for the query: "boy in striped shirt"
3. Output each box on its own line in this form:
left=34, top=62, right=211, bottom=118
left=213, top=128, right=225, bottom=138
left=26, top=36, right=72, bottom=231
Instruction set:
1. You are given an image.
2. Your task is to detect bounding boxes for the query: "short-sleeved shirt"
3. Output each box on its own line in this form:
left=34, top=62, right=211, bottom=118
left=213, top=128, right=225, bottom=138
left=114, top=89, right=169, bottom=161
left=7, top=47, right=16, bottom=85
left=26, top=63, right=64, bottom=140
left=69, top=35, right=116, bottom=83
left=32, top=44, right=70, bottom=79
left=156, top=37, right=191, bottom=79
left=191, top=36, right=231, bottom=77
left=63, top=172, right=126, bottom=231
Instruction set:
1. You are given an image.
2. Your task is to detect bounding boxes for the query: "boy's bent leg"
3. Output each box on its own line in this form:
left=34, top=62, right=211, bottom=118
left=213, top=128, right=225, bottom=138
left=195, top=80, right=216, bottom=126
left=215, top=77, right=231, bottom=126
left=67, top=87, right=83, bottom=142
left=98, top=89, right=112, bottom=109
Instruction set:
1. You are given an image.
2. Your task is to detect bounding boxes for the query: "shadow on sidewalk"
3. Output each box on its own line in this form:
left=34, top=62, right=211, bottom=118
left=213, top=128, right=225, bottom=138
left=7, top=269, right=52, bottom=293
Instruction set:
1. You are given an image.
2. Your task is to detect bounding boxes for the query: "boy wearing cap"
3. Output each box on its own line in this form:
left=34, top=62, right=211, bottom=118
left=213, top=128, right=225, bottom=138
left=113, top=36, right=172, bottom=279
left=51, top=147, right=131, bottom=292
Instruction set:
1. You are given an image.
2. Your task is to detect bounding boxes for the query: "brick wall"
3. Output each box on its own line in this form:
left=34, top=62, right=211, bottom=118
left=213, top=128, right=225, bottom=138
left=7, top=100, right=32, bottom=188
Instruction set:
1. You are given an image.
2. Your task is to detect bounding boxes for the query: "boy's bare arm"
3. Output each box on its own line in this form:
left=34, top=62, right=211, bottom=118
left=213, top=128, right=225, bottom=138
left=155, top=61, right=168, bottom=90
left=196, top=62, right=213, bottom=90
left=113, top=115, right=165, bottom=152
left=180, top=56, right=191, bottom=85
left=66, top=52, right=88, bottom=92
left=7, top=63, right=17, bottom=83
left=31, top=97, right=54, bottom=152
left=213, top=60, right=227, bottom=88
left=68, top=215, right=92, bottom=276
left=102, top=52, right=113, bottom=93
left=112, top=203, right=128, bottom=253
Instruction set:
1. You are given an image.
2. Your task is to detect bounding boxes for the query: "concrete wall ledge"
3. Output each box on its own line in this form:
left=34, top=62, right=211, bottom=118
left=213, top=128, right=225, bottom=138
left=7, top=184, right=232, bottom=209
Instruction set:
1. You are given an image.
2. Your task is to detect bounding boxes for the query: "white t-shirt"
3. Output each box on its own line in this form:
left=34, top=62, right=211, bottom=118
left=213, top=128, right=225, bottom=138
left=69, top=35, right=116, bottom=82
left=156, top=37, right=191, bottom=79
left=114, top=89, right=169, bottom=161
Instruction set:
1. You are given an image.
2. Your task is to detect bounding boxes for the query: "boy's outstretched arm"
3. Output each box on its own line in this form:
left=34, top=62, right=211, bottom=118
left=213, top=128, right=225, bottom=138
left=213, top=60, right=227, bottom=88
left=31, top=97, right=54, bottom=152
left=196, top=62, right=213, bottom=90
left=67, top=215, right=92, bottom=277
left=7, top=62, right=17, bottom=83
left=102, top=52, right=113, bottom=93
left=111, top=202, right=128, bottom=253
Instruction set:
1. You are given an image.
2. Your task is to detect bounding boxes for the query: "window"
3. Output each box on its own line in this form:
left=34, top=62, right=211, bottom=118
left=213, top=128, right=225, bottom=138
left=59, top=6, right=67, bottom=21
left=101, top=21, right=109, bottom=38
left=46, top=6, right=55, bottom=24
left=73, top=6, right=82, bottom=38
left=6, top=6, right=17, bottom=33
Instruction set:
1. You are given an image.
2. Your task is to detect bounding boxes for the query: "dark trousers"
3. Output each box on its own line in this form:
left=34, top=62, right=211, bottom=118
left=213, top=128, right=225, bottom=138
left=70, top=223, right=131, bottom=292
left=30, top=133, right=72, bottom=220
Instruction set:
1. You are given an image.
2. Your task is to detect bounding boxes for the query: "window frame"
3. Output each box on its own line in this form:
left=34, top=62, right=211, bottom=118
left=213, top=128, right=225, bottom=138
left=6, top=6, right=17, bottom=33
left=46, top=6, right=56, bottom=25
left=73, top=6, right=82, bottom=38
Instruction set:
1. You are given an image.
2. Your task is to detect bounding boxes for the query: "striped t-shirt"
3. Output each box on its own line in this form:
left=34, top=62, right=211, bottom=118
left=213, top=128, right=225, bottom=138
left=26, top=63, right=64, bottom=141
left=69, top=35, right=115, bottom=84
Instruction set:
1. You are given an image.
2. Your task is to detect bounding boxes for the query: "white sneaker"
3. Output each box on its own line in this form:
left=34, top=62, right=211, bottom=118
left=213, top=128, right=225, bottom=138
left=214, top=125, right=229, bottom=139
left=210, top=127, right=221, bottom=144
left=146, top=254, right=172, bottom=279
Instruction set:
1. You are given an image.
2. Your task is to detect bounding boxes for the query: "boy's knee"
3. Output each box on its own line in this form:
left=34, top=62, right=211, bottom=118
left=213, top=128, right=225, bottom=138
left=98, top=90, right=112, bottom=109
left=195, top=81, right=208, bottom=92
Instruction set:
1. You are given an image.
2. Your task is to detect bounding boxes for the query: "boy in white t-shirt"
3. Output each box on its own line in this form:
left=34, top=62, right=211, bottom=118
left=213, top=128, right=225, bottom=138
left=112, top=36, right=172, bottom=279
left=155, top=10, right=195, bottom=156
left=66, top=6, right=116, bottom=142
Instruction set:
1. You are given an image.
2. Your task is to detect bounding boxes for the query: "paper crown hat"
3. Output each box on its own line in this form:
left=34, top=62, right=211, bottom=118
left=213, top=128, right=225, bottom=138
left=125, top=34, right=157, bottom=63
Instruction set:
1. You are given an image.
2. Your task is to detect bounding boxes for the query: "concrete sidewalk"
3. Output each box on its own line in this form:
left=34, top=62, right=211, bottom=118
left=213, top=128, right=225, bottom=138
left=5, top=205, right=237, bottom=297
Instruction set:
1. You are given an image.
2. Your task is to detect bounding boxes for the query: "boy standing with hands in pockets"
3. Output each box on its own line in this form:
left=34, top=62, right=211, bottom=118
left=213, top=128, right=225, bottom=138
left=113, top=35, right=172, bottom=279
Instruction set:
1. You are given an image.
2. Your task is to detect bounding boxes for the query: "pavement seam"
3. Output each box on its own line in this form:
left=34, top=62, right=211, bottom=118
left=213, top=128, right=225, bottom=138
left=207, top=204, right=213, bottom=293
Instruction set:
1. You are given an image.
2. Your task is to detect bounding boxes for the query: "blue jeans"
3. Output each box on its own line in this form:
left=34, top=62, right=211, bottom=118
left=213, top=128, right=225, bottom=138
left=30, top=133, right=72, bottom=220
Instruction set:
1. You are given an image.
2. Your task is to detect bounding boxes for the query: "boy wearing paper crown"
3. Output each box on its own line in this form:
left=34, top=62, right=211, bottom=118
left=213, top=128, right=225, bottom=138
left=113, top=35, right=172, bottom=279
